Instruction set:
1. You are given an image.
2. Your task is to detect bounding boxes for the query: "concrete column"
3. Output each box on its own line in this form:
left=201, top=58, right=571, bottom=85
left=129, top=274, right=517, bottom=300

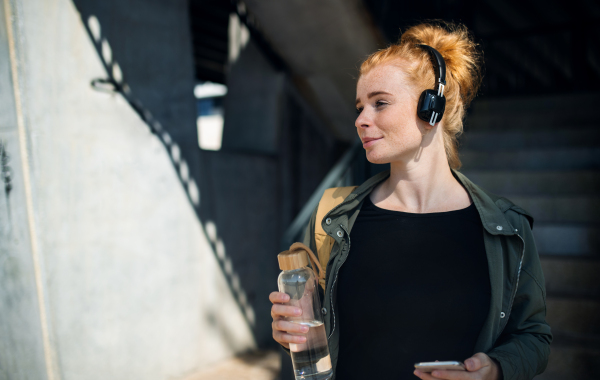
left=0, top=1, right=51, bottom=378
left=0, top=1, right=255, bottom=379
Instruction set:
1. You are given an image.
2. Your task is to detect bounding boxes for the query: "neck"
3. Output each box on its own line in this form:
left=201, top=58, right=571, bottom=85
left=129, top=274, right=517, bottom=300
left=373, top=129, right=469, bottom=213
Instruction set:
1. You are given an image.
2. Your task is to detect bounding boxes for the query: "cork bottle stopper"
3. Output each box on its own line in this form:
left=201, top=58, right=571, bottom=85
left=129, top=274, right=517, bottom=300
left=278, top=250, right=309, bottom=271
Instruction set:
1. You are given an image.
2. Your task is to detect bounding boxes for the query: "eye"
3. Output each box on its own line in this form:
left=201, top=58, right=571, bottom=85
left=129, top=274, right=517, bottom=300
left=375, top=100, right=387, bottom=107
left=355, top=107, right=363, bottom=115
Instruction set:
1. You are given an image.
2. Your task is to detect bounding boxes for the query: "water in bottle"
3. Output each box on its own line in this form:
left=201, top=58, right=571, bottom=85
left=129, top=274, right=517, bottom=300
left=278, top=244, right=333, bottom=380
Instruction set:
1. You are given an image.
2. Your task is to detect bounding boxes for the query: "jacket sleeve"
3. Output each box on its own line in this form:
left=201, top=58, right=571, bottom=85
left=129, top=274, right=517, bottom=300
left=487, top=213, right=552, bottom=380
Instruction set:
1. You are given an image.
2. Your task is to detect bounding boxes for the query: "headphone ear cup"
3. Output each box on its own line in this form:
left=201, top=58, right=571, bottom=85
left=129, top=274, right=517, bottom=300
left=417, top=89, right=446, bottom=123
left=417, top=90, right=436, bottom=122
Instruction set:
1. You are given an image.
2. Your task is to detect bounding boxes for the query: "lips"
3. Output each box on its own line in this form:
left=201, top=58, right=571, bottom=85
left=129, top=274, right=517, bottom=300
left=362, top=137, right=382, bottom=148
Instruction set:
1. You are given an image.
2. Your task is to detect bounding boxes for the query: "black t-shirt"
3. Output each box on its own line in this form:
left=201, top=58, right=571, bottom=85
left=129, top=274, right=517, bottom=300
left=335, top=196, right=490, bottom=379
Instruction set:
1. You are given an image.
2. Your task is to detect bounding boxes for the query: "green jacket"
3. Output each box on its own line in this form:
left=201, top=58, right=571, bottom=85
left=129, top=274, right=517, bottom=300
left=301, top=169, right=552, bottom=380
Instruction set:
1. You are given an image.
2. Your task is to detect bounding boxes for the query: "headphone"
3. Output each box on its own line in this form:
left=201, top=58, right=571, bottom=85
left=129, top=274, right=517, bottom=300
left=416, top=44, right=446, bottom=126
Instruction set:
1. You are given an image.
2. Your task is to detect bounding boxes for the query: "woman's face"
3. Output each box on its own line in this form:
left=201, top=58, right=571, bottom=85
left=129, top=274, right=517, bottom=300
left=355, top=63, right=429, bottom=165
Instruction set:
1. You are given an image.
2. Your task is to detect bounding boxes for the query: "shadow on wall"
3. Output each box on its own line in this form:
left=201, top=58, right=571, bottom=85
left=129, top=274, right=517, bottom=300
left=72, top=7, right=256, bottom=345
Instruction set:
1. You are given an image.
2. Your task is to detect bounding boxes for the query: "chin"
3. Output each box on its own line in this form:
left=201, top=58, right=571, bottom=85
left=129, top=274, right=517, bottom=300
left=365, top=150, right=392, bottom=165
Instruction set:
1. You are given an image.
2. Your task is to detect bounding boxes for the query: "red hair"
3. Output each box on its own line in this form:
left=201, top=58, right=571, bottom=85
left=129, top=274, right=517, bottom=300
left=359, top=22, right=483, bottom=169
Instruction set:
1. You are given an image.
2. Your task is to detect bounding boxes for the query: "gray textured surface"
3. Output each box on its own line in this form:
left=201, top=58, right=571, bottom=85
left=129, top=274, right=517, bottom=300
left=461, top=147, right=600, bottom=170
left=0, top=1, right=256, bottom=379
left=465, top=92, right=600, bottom=130
left=541, top=257, right=600, bottom=298
left=459, top=170, right=600, bottom=196
left=0, top=0, right=49, bottom=378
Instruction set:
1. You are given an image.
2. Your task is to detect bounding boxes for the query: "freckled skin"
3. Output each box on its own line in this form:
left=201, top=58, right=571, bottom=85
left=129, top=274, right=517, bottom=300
left=355, top=63, right=437, bottom=165
left=355, top=63, right=471, bottom=214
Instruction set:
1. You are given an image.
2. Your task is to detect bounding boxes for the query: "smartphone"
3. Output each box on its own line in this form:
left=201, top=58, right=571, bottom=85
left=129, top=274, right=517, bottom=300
left=414, top=361, right=466, bottom=372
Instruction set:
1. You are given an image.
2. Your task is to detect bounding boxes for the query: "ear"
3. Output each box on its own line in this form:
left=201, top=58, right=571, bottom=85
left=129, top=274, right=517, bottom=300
left=419, top=118, right=438, bottom=133
left=424, top=122, right=436, bottom=130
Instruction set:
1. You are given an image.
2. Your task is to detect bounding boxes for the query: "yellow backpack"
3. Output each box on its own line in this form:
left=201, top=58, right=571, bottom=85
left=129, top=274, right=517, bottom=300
left=314, top=186, right=357, bottom=290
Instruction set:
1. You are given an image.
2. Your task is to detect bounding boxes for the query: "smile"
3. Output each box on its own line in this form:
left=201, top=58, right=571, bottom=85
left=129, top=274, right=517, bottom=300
left=362, top=137, right=382, bottom=148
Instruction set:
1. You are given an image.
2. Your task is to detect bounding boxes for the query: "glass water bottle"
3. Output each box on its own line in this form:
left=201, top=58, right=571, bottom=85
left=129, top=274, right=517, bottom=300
left=278, top=249, right=333, bottom=380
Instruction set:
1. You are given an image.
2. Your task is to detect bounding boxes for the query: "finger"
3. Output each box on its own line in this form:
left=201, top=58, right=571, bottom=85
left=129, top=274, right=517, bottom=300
left=413, top=370, right=444, bottom=380
left=464, top=353, right=489, bottom=372
left=273, top=320, right=310, bottom=334
left=271, top=304, right=302, bottom=318
left=269, top=291, right=290, bottom=304
left=273, top=330, right=307, bottom=344
left=430, top=369, right=475, bottom=380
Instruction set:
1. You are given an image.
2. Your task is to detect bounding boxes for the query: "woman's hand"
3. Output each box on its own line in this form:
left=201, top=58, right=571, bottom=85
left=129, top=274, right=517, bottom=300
left=270, top=291, right=308, bottom=349
left=414, top=353, right=502, bottom=380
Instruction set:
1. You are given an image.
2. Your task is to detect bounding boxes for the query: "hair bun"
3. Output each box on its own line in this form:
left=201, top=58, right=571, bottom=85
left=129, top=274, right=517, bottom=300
left=401, top=22, right=483, bottom=107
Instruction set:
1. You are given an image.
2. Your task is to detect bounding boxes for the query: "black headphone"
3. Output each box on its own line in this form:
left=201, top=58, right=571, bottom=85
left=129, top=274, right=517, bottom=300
left=416, top=44, right=446, bottom=126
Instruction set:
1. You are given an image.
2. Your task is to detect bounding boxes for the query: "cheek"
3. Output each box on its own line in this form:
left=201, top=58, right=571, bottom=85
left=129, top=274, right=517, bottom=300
left=390, top=124, right=422, bottom=144
left=382, top=111, right=422, bottom=147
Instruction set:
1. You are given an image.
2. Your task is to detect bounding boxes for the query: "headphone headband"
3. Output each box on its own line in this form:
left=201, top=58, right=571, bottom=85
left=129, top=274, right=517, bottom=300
left=415, top=44, right=447, bottom=126
left=417, top=44, right=446, bottom=91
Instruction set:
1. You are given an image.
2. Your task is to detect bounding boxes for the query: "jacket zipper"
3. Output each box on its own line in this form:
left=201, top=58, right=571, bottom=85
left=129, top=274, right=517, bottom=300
left=497, top=232, right=525, bottom=336
left=328, top=224, right=351, bottom=340
left=321, top=186, right=378, bottom=341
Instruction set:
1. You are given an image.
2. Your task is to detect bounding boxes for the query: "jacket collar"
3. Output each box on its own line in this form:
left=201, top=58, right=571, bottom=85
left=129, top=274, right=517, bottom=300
left=329, top=168, right=517, bottom=237
left=452, top=170, right=517, bottom=236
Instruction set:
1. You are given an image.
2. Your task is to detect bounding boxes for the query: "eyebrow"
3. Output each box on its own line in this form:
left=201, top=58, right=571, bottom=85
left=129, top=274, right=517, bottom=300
left=355, top=91, right=392, bottom=106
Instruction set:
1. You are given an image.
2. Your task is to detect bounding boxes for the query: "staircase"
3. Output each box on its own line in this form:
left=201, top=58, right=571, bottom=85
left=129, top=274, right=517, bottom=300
left=461, top=92, right=600, bottom=380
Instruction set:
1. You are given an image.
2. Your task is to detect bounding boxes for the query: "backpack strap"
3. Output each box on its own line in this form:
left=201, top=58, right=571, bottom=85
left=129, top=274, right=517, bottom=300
left=314, top=186, right=357, bottom=290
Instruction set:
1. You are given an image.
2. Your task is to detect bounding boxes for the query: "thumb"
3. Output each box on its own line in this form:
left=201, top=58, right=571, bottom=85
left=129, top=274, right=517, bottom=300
left=465, top=353, right=488, bottom=371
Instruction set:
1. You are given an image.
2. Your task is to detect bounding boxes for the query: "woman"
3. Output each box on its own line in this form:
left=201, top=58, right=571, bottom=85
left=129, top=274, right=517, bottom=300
left=270, top=22, right=551, bottom=380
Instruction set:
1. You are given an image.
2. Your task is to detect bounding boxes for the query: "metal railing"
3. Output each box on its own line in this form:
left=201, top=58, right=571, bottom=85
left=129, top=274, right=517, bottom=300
left=280, top=139, right=363, bottom=250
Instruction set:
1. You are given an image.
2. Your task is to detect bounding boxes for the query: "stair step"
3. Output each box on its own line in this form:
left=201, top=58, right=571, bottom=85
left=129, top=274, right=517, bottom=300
left=459, top=128, right=600, bottom=151
left=461, top=92, right=600, bottom=380
left=536, top=336, right=600, bottom=380
left=460, top=148, right=600, bottom=170
left=466, top=92, right=600, bottom=130
left=469, top=92, right=600, bottom=115
left=507, top=196, right=600, bottom=223
left=461, top=170, right=600, bottom=196
left=534, top=224, right=600, bottom=256
left=466, top=115, right=597, bottom=131
left=546, top=297, right=600, bottom=337
left=542, top=257, right=600, bottom=298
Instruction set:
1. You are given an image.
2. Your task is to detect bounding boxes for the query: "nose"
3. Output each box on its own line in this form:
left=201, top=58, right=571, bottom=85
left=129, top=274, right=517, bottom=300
left=355, top=107, right=372, bottom=130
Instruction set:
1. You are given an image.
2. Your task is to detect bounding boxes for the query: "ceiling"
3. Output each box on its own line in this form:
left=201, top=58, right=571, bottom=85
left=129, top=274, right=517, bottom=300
left=188, top=0, right=600, bottom=140
left=364, top=0, right=600, bottom=96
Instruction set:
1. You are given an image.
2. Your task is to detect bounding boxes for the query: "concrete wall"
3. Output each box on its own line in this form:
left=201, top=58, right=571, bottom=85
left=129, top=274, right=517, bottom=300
left=0, top=1, right=255, bottom=379
left=0, top=1, right=49, bottom=378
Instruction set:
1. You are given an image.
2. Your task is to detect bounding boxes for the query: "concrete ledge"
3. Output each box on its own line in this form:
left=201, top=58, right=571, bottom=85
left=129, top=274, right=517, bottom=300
left=460, top=128, right=600, bottom=151
left=545, top=297, right=600, bottom=336
left=542, top=257, right=600, bottom=298
left=469, top=92, right=600, bottom=115
left=461, top=170, right=600, bottom=196
left=507, top=196, right=600, bottom=223
left=534, top=224, right=600, bottom=255
left=537, top=341, right=600, bottom=380
left=465, top=92, right=600, bottom=131
left=461, top=147, right=600, bottom=170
